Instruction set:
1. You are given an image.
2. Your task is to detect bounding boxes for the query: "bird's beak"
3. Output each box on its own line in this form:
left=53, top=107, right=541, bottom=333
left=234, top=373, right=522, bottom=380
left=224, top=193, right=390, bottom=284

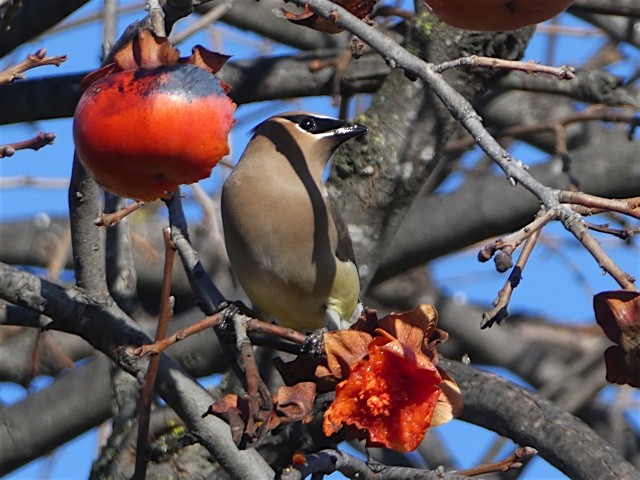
left=335, top=123, right=368, bottom=141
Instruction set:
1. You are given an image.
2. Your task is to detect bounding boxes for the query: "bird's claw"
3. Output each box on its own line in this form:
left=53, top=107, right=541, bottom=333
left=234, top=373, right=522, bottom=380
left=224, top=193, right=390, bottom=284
left=301, top=328, right=328, bottom=357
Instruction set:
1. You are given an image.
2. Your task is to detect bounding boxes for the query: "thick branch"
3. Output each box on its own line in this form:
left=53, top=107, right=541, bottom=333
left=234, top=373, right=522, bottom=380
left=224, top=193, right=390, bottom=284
left=0, top=49, right=389, bottom=125
left=203, top=0, right=345, bottom=51
left=570, top=0, right=640, bottom=17
left=0, top=355, right=112, bottom=476
left=493, top=69, right=637, bottom=107
left=0, top=262, right=273, bottom=478
left=0, top=0, right=89, bottom=57
left=441, top=358, right=640, bottom=480
left=376, top=126, right=640, bottom=284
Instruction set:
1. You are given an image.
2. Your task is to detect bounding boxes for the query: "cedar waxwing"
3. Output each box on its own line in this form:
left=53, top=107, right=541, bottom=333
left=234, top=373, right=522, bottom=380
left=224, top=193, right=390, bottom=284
left=221, top=112, right=367, bottom=331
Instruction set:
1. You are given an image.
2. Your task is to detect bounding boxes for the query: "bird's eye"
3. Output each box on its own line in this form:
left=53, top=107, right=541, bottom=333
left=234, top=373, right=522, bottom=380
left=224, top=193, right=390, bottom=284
left=300, top=117, right=317, bottom=132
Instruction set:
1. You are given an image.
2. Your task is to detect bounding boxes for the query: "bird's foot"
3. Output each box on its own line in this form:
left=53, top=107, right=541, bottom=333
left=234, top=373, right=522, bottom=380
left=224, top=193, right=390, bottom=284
left=301, top=328, right=328, bottom=357
left=216, top=300, right=257, bottom=326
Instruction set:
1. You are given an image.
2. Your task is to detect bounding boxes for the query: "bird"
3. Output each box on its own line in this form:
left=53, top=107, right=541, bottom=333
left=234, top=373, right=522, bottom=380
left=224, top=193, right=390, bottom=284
left=221, top=112, right=367, bottom=332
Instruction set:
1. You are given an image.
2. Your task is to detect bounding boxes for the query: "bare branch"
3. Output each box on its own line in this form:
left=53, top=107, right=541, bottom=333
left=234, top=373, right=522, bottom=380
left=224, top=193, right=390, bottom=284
left=94, top=201, right=145, bottom=227
left=0, top=48, right=66, bottom=84
left=560, top=192, right=640, bottom=220
left=169, top=1, right=232, bottom=45
left=133, top=228, right=176, bottom=480
left=571, top=0, right=640, bottom=17
left=281, top=448, right=467, bottom=480
left=441, top=358, right=640, bottom=480
left=0, top=132, right=56, bottom=158
left=0, top=261, right=274, bottom=479
left=457, top=446, right=537, bottom=476
left=435, top=55, right=576, bottom=80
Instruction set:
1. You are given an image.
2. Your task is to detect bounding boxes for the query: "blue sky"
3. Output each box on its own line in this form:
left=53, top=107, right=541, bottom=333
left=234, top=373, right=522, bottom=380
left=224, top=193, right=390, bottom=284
left=1, top=1, right=639, bottom=478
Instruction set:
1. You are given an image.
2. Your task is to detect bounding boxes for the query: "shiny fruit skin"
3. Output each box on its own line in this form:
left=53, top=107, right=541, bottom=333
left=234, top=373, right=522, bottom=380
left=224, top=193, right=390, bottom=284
left=425, top=0, right=575, bottom=31
left=73, top=64, right=234, bottom=201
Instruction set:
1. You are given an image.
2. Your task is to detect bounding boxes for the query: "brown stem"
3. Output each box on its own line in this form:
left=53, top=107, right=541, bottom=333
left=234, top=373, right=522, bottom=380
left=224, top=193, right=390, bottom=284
left=478, top=209, right=556, bottom=263
left=559, top=192, right=640, bottom=220
left=584, top=221, right=638, bottom=240
left=457, top=446, right=537, bottom=476
left=245, top=319, right=308, bottom=346
left=434, top=55, right=575, bottom=80
left=133, top=313, right=223, bottom=356
left=94, top=201, right=145, bottom=227
left=0, top=49, right=67, bottom=84
left=133, top=228, right=176, bottom=480
left=0, top=132, right=56, bottom=158
left=233, top=317, right=273, bottom=443
left=565, top=219, right=637, bottom=289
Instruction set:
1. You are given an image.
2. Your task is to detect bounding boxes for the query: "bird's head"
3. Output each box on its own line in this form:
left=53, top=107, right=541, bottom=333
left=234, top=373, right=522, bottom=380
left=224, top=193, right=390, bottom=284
left=251, top=112, right=367, bottom=171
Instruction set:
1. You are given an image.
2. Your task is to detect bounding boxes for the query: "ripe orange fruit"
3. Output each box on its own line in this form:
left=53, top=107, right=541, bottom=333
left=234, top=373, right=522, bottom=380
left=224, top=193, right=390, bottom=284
left=424, top=0, right=575, bottom=31
left=73, top=30, right=236, bottom=201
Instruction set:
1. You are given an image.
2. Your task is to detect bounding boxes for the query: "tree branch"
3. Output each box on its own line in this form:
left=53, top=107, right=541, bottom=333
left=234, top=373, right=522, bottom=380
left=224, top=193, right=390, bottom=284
left=0, top=49, right=389, bottom=125
left=0, top=262, right=274, bottom=479
left=441, top=358, right=640, bottom=479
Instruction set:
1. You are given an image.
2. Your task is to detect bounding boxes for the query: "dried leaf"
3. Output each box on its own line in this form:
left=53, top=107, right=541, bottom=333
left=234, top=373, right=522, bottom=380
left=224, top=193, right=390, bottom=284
left=594, top=290, right=640, bottom=346
left=594, top=290, right=640, bottom=388
left=274, top=382, right=317, bottom=423
left=379, top=304, right=438, bottom=351
left=114, top=29, right=180, bottom=71
left=323, top=329, right=372, bottom=380
left=181, top=45, right=230, bottom=74
left=203, top=394, right=247, bottom=446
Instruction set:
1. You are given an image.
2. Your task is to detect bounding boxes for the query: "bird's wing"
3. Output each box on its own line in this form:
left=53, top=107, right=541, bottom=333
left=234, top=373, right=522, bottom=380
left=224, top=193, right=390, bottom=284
left=327, top=194, right=357, bottom=267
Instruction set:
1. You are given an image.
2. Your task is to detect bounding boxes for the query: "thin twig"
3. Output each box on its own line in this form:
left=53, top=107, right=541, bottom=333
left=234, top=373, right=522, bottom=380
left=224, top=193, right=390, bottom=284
left=45, top=2, right=145, bottom=36
left=133, top=228, right=176, bottom=480
left=0, top=49, right=66, bottom=84
left=233, top=316, right=273, bottom=444
left=435, top=55, right=575, bottom=80
left=281, top=448, right=467, bottom=480
left=478, top=209, right=557, bottom=265
left=169, top=1, right=232, bottom=45
left=559, top=192, right=640, bottom=220
left=445, top=106, right=637, bottom=155
left=584, top=221, right=638, bottom=240
left=133, top=311, right=308, bottom=357
left=482, top=228, right=543, bottom=328
left=568, top=221, right=636, bottom=288
left=0, top=132, right=56, bottom=158
left=245, top=319, right=307, bottom=345
left=133, top=313, right=223, bottom=356
left=94, top=201, right=145, bottom=227
left=457, top=446, right=537, bottom=476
